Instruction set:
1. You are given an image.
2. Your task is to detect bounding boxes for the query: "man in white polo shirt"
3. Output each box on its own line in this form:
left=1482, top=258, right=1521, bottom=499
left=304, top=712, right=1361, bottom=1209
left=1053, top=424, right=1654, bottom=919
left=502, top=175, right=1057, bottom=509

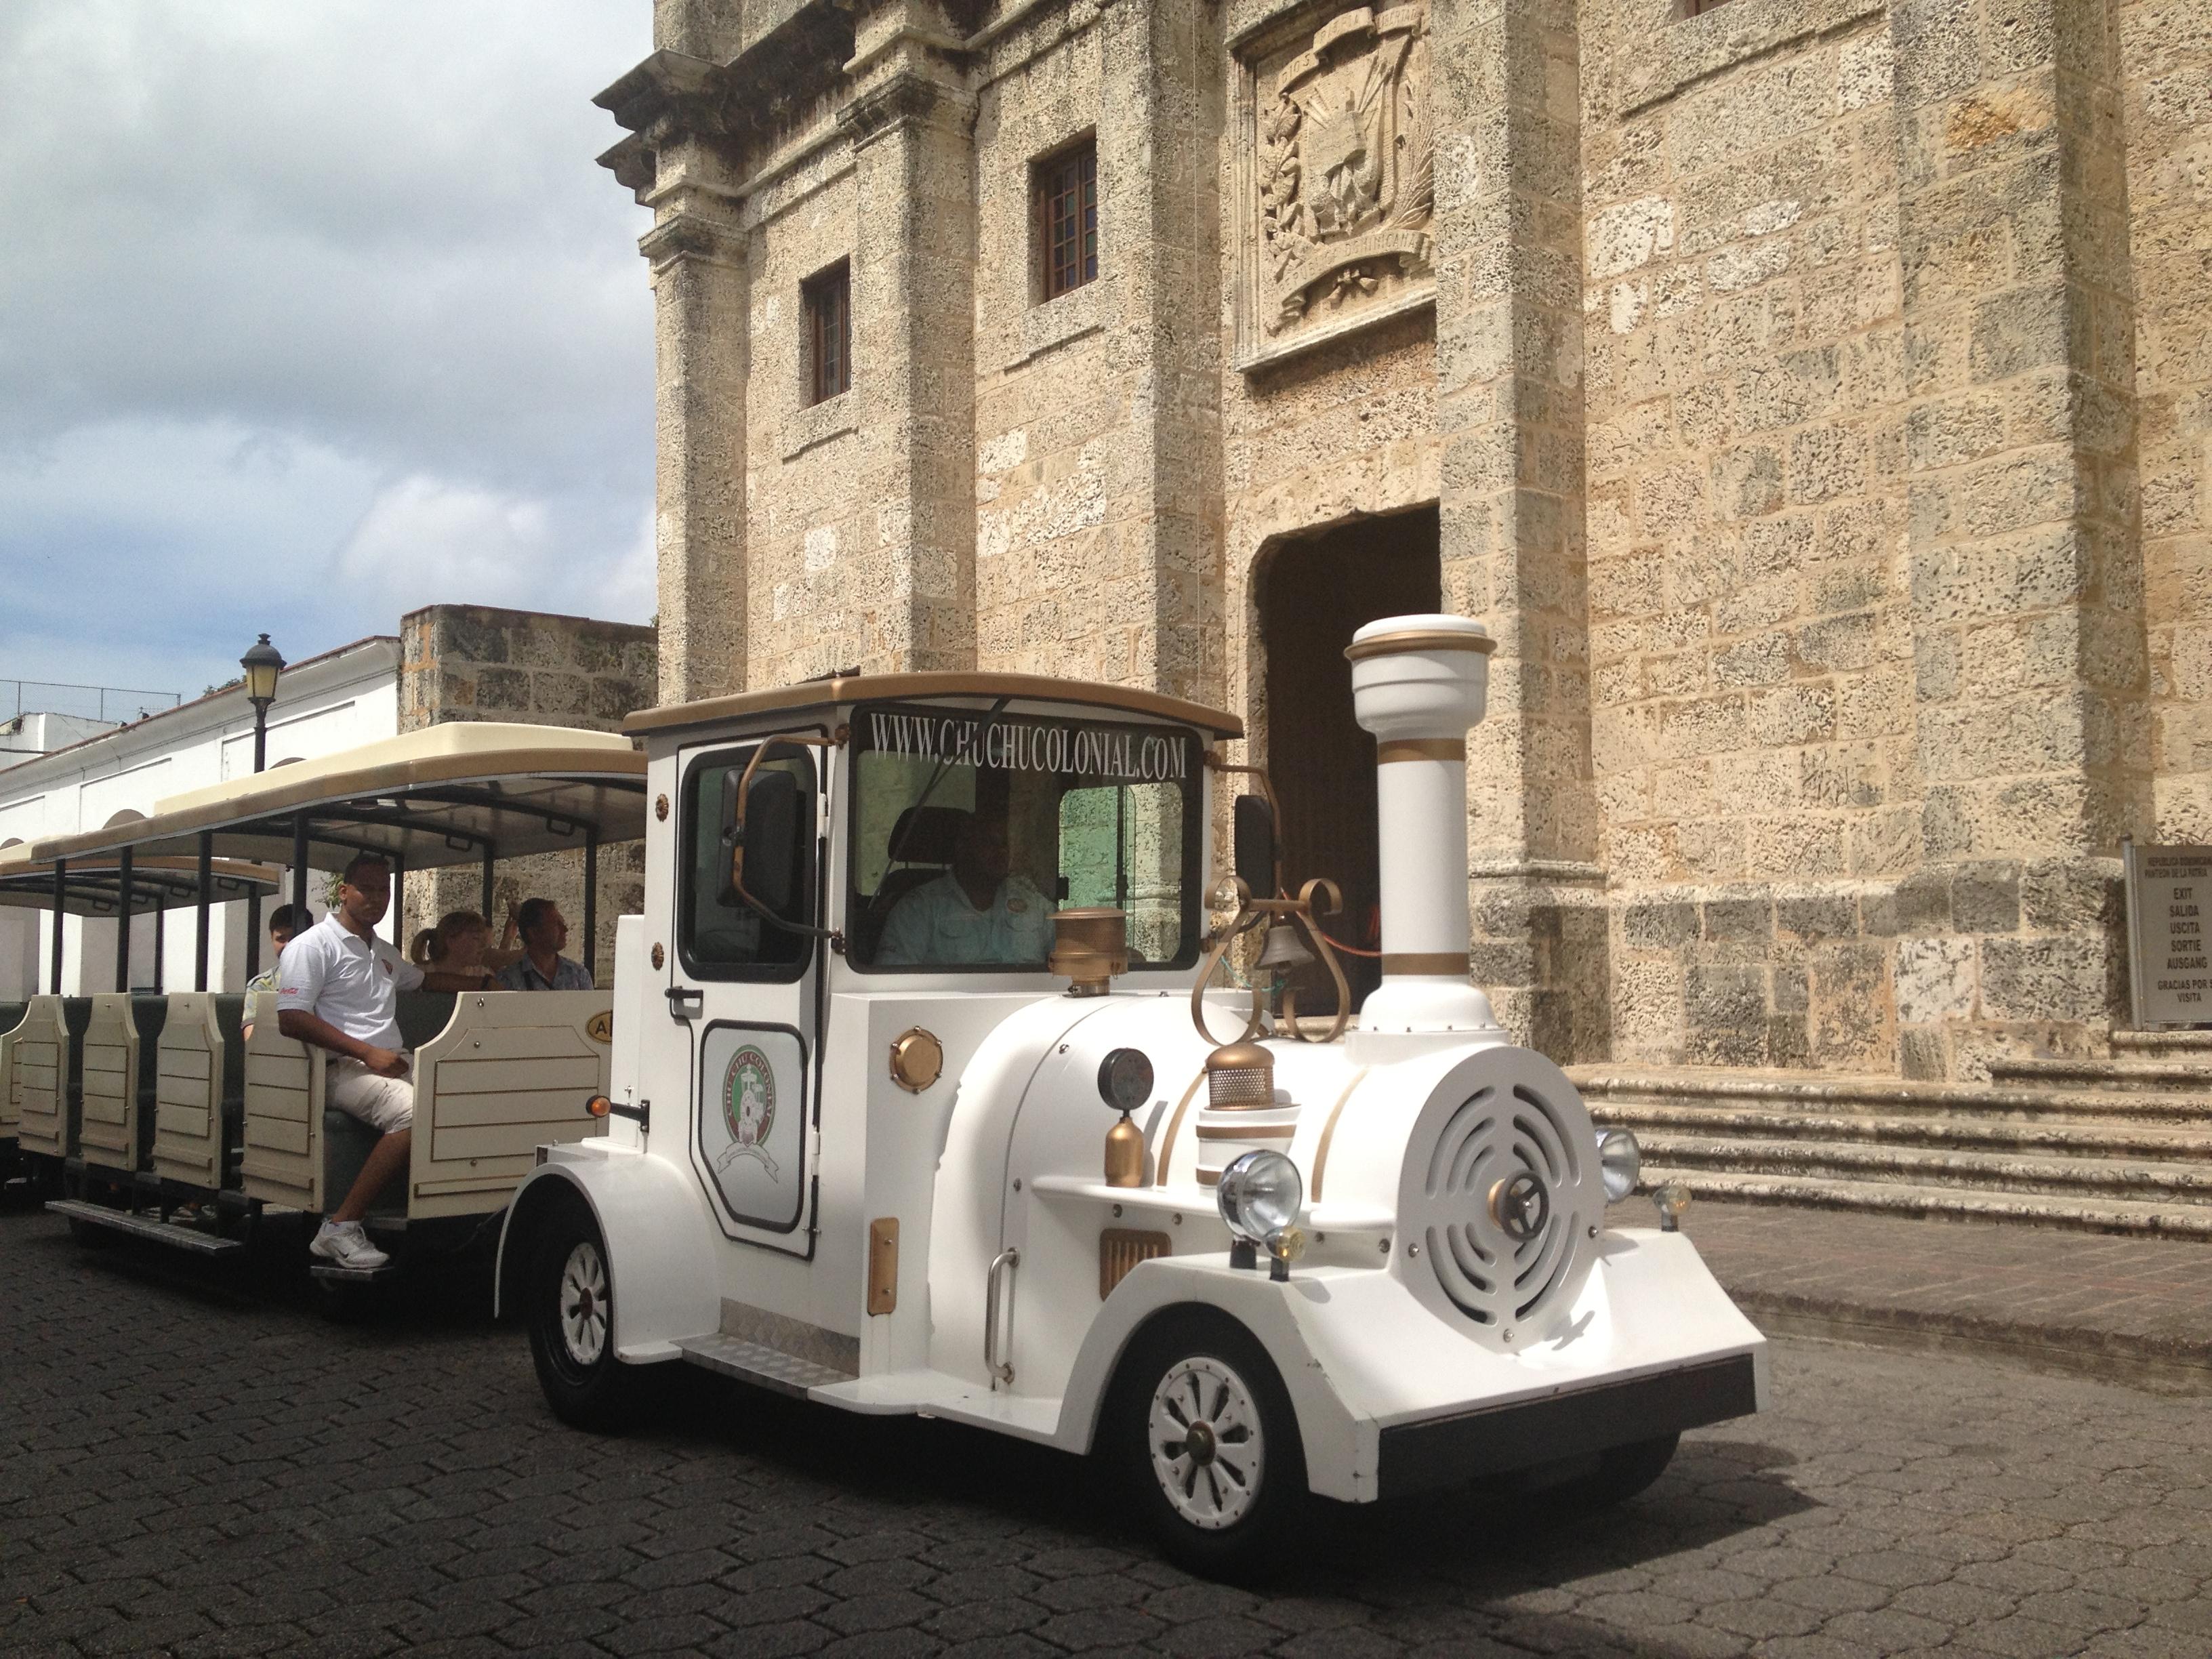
left=276, top=851, right=476, bottom=1268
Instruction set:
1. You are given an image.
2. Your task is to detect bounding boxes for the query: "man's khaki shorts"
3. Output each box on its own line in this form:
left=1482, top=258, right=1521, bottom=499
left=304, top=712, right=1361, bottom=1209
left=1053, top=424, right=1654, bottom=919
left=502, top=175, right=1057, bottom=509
left=329, top=1056, right=415, bottom=1134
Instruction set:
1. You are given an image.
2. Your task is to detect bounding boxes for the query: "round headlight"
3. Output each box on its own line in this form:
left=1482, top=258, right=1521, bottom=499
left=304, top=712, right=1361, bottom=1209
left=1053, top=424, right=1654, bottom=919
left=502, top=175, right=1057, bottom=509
left=1216, top=1149, right=1303, bottom=1246
left=1598, top=1128, right=1641, bottom=1203
left=1097, top=1047, right=1154, bottom=1115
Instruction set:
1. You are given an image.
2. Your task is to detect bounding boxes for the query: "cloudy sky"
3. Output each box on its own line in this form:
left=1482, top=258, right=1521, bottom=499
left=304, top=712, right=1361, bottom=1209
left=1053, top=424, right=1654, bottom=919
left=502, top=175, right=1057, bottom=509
left=0, top=0, right=656, bottom=716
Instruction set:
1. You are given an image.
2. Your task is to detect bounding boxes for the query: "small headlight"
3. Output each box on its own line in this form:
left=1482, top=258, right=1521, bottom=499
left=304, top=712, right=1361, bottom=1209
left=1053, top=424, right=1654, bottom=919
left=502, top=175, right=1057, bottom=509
left=1216, top=1149, right=1303, bottom=1246
left=1598, top=1128, right=1641, bottom=1202
left=1097, top=1047, right=1154, bottom=1115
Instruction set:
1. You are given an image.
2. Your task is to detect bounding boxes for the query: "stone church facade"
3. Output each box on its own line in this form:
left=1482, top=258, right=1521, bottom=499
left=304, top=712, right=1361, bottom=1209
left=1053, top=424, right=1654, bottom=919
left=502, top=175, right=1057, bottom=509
left=598, top=0, right=2212, bottom=1082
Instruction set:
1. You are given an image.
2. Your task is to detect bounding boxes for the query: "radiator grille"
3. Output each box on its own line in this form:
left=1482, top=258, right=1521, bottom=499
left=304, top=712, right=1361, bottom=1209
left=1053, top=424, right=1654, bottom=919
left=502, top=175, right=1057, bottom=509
left=1405, top=1078, right=1588, bottom=1335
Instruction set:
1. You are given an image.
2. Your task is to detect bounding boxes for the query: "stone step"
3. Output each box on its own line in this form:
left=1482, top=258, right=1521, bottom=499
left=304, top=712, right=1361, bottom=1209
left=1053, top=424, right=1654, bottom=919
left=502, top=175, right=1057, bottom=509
left=1640, top=1134, right=2212, bottom=1204
left=1984, top=1055, right=2212, bottom=1092
left=1641, top=1169, right=2212, bottom=1241
left=1593, top=1102, right=2212, bottom=1161
left=2112, top=1029, right=2212, bottom=1061
left=1570, top=1065, right=2212, bottom=1125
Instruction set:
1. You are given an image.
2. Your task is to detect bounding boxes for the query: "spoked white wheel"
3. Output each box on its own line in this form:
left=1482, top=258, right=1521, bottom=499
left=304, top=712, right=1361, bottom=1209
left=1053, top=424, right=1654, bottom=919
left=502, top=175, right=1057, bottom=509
left=527, top=1197, right=650, bottom=1433
left=1148, top=1357, right=1265, bottom=1530
left=1113, top=1311, right=1306, bottom=1580
left=558, top=1240, right=611, bottom=1368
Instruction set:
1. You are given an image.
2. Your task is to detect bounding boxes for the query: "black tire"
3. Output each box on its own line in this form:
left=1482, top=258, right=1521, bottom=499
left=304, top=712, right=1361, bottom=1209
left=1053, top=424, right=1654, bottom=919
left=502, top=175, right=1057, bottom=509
left=525, top=1197, right=648, bottom=1433
left=1107, top=1309, right=1307, bottom=1582
left=1538, top=1432, right=1679, bottom=1512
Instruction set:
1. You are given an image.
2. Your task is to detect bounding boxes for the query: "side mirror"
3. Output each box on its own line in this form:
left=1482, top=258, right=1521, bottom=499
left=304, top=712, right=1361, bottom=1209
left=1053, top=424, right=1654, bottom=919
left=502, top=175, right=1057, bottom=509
left=723, top=766, right=803, bottom=917
left=1233, top=794, right=1277, bottom=897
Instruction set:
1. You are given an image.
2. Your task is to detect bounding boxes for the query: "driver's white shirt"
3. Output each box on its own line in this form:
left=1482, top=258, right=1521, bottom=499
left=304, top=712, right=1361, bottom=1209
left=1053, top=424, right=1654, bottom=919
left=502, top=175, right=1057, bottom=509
left=878, top=874, right=1053, bottom=966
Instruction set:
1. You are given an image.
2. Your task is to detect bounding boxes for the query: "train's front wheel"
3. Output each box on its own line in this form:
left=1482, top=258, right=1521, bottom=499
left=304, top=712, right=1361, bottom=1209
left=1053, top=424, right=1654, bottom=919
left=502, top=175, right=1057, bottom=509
left=526, top=1200, right=646, bottom=1433
left=1109, top=1310, right=1307, bottom=1582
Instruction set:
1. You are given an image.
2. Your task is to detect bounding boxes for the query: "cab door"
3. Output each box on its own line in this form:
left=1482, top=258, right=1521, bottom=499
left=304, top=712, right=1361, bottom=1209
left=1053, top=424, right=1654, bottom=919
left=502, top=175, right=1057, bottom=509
left=670, top=732, right=830, bottom=1257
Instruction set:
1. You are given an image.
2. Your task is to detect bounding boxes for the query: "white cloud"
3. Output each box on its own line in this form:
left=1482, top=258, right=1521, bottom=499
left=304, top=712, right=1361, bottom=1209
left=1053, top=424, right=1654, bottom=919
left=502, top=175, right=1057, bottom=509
left=0, top=0, right=657, bottom=699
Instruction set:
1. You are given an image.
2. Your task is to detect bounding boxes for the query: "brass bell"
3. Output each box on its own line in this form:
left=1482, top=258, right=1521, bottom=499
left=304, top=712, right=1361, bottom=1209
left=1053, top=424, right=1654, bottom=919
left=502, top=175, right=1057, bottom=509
left=1254, top=922, right=1314, bottom=970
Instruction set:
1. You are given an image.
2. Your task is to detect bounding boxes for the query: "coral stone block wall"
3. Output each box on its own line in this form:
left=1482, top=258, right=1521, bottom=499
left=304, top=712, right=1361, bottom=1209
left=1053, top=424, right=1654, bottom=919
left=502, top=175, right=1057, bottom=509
left=615, top=0, right=2209, bottom=1077
left=398, top=605, right=657, bottom=983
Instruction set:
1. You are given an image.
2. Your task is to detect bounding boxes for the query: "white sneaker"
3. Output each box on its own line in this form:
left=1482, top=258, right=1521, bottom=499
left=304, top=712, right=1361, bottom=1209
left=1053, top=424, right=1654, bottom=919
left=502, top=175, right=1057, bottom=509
left=310, top=1220, right=389, bottom=1270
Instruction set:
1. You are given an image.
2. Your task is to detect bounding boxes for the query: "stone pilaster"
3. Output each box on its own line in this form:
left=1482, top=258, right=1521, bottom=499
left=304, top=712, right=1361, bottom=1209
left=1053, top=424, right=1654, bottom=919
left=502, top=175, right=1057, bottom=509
left=840, top=7, right=978, bottom=672
left=642, top=126, right=750, bottom=704
left=1104, top=0, right=1225, bottom=710
left=1429, top=0, right=1606, bottom=1060
left=1892, top=0, right=2144, bottom=1062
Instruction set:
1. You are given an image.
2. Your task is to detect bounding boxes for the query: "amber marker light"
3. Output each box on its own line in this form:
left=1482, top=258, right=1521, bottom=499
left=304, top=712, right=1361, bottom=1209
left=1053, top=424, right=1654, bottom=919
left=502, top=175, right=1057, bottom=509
left=586, top=1094, right=613, bottom=1119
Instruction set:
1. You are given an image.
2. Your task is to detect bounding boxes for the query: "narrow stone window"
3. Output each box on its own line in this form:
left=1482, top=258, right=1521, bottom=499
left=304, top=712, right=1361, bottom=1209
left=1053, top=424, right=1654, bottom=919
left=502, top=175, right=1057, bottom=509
left=1676, top=0, right=1732, bottom=15
left=1035, top=140, right=1098, bottom=302
left=804, top=261, right=851, bottom=405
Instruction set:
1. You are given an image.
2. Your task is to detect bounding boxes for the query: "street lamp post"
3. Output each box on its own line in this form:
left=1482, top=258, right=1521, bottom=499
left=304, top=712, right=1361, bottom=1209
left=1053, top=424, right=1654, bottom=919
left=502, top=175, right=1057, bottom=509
left=239, top=634, right=287, bottom=984
left=241, top=633, right=285, bottom=773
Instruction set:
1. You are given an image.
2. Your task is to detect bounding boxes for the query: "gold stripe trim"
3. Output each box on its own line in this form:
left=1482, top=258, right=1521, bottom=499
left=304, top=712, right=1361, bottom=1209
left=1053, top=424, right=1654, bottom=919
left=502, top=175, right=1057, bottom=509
left=1383, top=952, right=1470, bottom=976
left=1344, top=630, right=1498, bottom=663
left=1194, top=1123, right=1295, bottom=1140
left=1153, top=1065, right=1207, bottom=1187
left=1308, top=1067, right=1369, bottom=1202
left=1376, top=739, right=1466, bottom=766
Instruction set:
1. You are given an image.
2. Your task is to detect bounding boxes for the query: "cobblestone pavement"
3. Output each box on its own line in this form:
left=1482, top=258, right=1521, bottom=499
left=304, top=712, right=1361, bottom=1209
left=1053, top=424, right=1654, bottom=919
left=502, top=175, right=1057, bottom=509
left=4, top=1208, right=2211, bottom=1659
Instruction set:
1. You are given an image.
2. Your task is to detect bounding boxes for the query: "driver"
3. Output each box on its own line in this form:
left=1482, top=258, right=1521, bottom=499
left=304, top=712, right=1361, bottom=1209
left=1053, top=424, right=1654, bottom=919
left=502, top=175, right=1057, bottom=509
left=878, top=809, right=1052, bottom=966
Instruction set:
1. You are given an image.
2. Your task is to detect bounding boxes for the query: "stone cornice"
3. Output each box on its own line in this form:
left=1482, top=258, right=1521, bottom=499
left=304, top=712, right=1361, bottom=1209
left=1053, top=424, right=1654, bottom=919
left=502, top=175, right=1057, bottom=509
left=835, top=65, right=975, bottom=146
left=638, top=205, right=746, bottom=271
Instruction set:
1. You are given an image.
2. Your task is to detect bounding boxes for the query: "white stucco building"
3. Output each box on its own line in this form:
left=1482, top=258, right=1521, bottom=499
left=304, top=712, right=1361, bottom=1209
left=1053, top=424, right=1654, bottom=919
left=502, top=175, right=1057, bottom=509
left=0, top=638, right=401, bottom=998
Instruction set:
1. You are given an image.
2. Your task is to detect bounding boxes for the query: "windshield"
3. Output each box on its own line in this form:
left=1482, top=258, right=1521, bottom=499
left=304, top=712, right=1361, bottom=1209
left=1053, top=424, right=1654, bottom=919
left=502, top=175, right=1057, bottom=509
left=847, top=703, right=1202, bottom=971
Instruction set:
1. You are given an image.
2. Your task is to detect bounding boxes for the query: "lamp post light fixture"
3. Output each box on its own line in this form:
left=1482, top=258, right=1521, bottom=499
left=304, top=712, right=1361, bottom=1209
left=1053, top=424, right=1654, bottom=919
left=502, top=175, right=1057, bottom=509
left=240, top=633, right=286, bottom=774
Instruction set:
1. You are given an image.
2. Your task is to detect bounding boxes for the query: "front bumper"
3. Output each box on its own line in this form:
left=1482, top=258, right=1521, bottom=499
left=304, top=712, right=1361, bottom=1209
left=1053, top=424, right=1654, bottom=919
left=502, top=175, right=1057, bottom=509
left=1375, top=1351, right=1759, bottom=1498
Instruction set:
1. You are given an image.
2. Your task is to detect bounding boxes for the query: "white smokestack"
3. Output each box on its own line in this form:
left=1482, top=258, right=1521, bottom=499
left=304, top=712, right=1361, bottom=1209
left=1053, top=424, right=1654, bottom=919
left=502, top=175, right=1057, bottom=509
left=1347, top=613, right=1502, bottom=1038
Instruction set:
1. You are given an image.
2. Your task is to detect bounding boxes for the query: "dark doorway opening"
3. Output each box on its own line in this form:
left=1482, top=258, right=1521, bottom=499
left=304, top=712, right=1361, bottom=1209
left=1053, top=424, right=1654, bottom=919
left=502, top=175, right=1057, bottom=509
left=1256, top=506, right=1441, bottom=1014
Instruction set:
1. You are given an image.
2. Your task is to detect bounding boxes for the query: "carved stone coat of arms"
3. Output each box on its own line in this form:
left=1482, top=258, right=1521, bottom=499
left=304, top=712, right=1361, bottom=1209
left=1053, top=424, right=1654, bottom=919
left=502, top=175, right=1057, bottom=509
left=1252, top=3, right=1433, bottom=341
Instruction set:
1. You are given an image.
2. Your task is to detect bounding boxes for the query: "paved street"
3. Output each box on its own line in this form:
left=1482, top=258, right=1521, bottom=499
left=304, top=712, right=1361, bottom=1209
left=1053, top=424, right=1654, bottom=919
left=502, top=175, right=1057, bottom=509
left=3, top=1207, right=2210, bottom=1659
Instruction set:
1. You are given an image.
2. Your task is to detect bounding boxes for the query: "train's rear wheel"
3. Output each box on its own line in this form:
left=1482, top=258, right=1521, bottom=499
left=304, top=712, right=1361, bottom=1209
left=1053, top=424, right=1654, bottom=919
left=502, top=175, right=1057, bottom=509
left=526, top=1200, right=647, bottom=1433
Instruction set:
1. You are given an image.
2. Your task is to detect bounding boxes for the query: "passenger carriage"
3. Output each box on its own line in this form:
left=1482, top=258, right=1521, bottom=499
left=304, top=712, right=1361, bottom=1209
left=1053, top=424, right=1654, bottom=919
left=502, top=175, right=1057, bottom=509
left=494, top=617, right=1767, bottom=1574
left=7, top=724, right=645, bottom=1283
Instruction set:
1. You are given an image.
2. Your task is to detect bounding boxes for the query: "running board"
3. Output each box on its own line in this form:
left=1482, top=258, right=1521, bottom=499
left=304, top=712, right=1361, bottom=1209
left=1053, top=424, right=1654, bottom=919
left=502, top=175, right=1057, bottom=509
left=309, top=1262, right=394, bottom=1284
left=47, top=1200, right=245, bottom=1256
left=674, top=1332, right=854, bottom=1397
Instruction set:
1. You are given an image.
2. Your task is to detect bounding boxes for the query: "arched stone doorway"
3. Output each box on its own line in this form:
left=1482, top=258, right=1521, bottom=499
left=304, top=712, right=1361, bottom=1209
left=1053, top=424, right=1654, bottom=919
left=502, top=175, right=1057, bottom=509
left=1255, top=504, right=1440, bottom=1012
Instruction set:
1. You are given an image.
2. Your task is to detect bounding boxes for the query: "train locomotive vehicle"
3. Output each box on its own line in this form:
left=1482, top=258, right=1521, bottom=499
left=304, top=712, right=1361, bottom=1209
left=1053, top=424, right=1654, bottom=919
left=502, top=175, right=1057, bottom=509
left=499, top=614, right=1768, bottom=1575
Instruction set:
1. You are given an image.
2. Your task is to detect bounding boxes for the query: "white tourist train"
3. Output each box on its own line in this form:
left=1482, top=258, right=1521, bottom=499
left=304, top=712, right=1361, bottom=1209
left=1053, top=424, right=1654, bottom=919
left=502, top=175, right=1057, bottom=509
left=488, top=615, right=1767, bottom=1574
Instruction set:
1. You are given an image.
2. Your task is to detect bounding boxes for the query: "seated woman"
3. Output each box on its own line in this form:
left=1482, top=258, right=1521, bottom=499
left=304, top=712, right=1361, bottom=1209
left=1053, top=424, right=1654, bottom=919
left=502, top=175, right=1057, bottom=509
left=407, top=909, right=520, bottom=987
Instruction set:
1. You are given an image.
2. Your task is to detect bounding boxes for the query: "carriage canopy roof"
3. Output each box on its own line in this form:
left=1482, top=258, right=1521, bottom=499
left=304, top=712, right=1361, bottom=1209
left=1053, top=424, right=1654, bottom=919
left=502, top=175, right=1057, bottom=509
left=0, top=848, right=283, bottom=917
left=26, top=722, right=648, bottom=874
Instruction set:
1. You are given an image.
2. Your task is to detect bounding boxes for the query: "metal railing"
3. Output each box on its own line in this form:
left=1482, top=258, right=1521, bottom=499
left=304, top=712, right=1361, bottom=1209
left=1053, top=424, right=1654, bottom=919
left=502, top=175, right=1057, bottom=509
left=1, top=680, right=182, bottom=724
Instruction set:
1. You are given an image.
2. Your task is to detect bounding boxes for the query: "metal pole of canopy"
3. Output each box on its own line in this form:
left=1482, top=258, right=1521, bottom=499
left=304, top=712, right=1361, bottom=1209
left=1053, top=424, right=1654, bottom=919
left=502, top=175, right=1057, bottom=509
left=245, top=888, right=263, bottom=982
left=583, top=827, right=598, bottom=983
left=194, top=831, right=213, bottom=992
left=291, top=815, right=310, bottom=919
left=154, top=905, right=165, bottom=993
left=480, top=843, right=495, bottom=928
left=390, top=853, right=405, bottom=949
left=115, top=846, right=134, bottom=993
left=49, top=859, right=66, bottom=994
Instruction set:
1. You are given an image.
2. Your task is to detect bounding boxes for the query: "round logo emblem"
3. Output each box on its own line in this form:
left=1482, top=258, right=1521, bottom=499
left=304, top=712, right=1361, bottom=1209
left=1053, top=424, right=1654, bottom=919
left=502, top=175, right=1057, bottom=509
left=1489, top=1171, right=1550, bottom=1242
left=714, top=1045, right=780, bottom=1179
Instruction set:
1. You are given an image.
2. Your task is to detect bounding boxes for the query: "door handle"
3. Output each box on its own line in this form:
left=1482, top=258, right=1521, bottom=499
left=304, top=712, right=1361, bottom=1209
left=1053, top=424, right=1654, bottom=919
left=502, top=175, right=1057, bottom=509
left=665, top=985, right=703, bottom=1021
left=984, top=1246, right=1020, bottom=1389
